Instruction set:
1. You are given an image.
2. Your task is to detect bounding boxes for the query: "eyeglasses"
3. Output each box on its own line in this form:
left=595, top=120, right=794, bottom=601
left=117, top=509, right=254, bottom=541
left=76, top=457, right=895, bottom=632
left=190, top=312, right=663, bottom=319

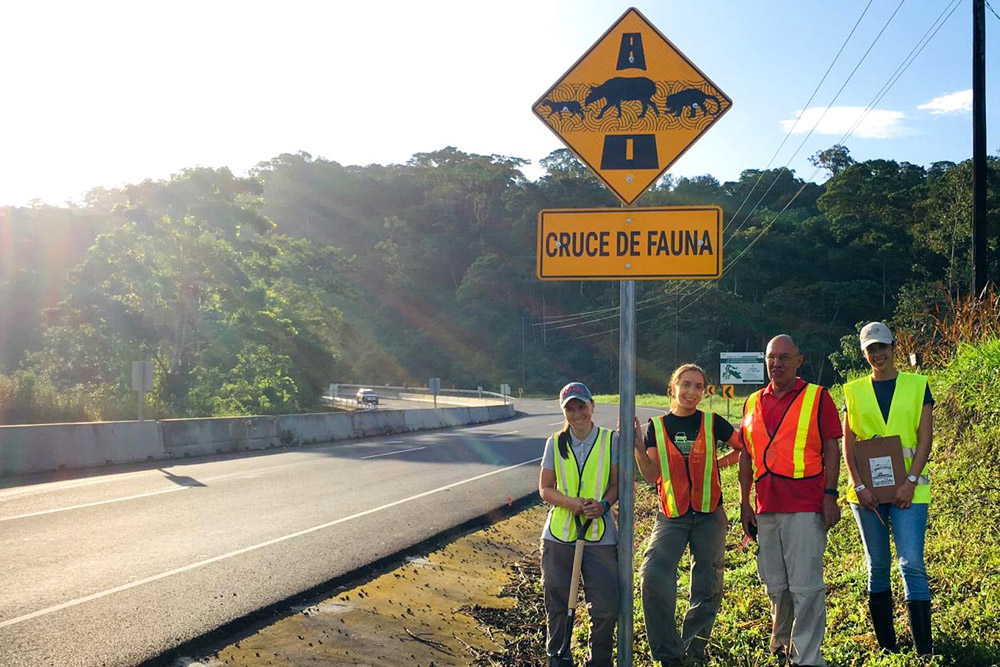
left=766, top=353, right=800, bottom=363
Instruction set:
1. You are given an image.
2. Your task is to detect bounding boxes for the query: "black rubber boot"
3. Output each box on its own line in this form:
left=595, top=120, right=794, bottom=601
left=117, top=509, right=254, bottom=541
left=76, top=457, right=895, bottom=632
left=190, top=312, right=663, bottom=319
left=906, top=599, right=933, bottom=657
left=868, top=589, right=898, bottom=651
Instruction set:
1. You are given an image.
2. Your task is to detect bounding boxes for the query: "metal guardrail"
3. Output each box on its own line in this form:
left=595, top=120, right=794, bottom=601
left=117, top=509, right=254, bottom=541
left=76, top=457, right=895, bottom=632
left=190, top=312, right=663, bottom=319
left=325, top=384, right=512, bottom=406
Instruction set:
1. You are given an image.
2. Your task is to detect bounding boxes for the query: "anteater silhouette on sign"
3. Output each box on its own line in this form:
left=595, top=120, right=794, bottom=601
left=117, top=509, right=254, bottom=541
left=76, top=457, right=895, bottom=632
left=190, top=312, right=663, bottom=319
left=664, top=88, right=722, bottom=119
left=541, top=98, right=585, bottom=121
left=585, top=76, right=659, bottom=120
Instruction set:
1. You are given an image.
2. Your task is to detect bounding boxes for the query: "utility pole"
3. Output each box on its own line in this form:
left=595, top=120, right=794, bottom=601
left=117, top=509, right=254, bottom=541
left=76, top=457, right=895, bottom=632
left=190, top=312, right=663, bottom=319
left=972, top=0, right=988, bottom=294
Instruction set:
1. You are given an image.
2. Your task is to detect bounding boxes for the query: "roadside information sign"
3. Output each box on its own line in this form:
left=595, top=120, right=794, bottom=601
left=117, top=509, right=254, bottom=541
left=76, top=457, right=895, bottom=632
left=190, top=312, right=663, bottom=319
left=537, top=206, right=721, bottom=281
left=532, top=7, right=731, bottom=205
left=720, top=352, right=765, bottom=385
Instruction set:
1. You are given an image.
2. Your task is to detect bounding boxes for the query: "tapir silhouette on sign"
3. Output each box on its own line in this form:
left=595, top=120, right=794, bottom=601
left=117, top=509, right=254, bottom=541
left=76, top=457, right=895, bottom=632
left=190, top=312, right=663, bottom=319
left=585, top=76, right=659, bottom=120
left=664, top=88, right=722, bottom=119
left=540, top=98, right=585, bottom=121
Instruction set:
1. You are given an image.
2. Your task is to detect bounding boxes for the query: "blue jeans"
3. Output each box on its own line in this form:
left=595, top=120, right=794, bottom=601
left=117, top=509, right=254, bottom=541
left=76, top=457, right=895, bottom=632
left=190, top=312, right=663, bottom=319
left=850, top=502, right=930, bottom=601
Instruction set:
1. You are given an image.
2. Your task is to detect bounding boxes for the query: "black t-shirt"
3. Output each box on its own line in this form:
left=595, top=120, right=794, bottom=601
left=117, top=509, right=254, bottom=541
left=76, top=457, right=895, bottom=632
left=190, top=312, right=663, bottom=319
left=871, top=378, right=934, bottom=423
left=643, top=410, right=736, bottom=458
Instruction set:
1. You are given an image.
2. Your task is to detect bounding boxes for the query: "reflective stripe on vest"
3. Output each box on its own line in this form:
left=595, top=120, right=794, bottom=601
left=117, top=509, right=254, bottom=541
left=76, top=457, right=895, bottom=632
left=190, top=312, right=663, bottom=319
left=550, top=427, right=611, bottom=542
left=652, top=412, right=720, bottom=517
left=844, top=372, right=930, bottom=504
left=741, top=383, right=824, bottom=481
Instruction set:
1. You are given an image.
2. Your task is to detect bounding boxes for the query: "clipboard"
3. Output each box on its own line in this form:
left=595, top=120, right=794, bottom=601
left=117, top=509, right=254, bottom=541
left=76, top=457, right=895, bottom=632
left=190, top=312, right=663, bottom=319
left=851, top=435, right=907, bottom=504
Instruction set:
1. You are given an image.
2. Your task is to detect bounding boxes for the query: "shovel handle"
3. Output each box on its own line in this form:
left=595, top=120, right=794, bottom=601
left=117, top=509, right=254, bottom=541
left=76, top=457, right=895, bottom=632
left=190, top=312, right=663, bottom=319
left=566, top=518, right=592, bottom=611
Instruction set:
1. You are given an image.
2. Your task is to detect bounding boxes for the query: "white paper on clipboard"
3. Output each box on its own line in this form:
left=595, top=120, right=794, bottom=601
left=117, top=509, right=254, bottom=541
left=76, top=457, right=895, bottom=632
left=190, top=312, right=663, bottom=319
left=869, top=456, right=896, bottom=488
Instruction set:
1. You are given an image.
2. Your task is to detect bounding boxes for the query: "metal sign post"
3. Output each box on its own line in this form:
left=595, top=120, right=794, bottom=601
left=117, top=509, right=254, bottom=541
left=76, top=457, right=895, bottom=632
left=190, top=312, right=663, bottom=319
left=532, top=8, right=731, bottom=664
left=616, top=278, right=636, bottom=667
left=131, top=360, right=153, bottom=422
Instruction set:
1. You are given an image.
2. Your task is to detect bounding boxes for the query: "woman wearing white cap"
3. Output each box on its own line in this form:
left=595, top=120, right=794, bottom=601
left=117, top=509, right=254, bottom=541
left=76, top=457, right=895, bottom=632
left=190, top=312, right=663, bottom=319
left=842, top=322, right=934, bottom=656
left=539, top=381, right=619, bottom=667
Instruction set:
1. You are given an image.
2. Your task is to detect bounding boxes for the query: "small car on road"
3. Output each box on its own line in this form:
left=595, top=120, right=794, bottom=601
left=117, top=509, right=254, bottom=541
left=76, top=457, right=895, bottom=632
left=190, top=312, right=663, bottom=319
left=356, top=388, right=380, bottom=407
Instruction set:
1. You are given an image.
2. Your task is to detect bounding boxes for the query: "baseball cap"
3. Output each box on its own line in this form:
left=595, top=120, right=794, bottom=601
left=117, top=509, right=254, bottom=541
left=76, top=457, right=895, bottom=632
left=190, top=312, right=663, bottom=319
left=859, top=322, right=894, bottom=350
left=559, top=382, right=593, bottom=407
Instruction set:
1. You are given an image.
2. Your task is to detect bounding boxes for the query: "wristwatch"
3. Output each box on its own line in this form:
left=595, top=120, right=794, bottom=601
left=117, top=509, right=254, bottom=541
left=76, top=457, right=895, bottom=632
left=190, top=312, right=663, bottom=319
left=824, top=488, right=839, bottom=497
left=854, top=483, right=867, bottom=492
left=601, top=499, right=611, bottom=513
left=907, top=474, right=919, bottom=484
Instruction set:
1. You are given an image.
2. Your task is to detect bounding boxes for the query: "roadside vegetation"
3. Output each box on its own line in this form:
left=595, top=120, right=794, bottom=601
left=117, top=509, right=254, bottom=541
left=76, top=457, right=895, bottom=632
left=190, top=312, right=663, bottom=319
left=2, top=147, right=998, bottom=423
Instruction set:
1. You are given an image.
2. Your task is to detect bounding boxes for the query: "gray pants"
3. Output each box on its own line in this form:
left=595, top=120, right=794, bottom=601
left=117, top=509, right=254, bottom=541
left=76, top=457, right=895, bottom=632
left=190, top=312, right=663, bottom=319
left=541, top=540, right=619, bottom=667
left=640, top=507, right=728, bottom=663
left=756, top=512, right=828, bottom=667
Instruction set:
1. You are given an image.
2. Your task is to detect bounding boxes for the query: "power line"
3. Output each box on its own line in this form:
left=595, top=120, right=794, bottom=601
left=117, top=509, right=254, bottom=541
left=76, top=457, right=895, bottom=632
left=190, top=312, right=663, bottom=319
left=721, top=0, right=874, bottom=238
left=987, top=0, right=1000, bottom=21
left=723, top=0, right=908, bottom=250
left=648, top=0, right=963, bottom=325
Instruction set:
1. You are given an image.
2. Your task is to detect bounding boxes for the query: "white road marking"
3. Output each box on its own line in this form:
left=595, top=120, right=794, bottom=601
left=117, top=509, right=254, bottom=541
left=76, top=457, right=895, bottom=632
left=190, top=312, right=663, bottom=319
left=0, top=487, right=189, bottom=522
left=0, top=456, right=542, bottom=629
left=1, top=446, right=425, bottom=521
left=360, top=447, right=426, bottom=459
left=547, top=421, right=564, bottom=426
left=383, top=440, right=404, bottom=444
left=487, top=431, right=519, bottom=438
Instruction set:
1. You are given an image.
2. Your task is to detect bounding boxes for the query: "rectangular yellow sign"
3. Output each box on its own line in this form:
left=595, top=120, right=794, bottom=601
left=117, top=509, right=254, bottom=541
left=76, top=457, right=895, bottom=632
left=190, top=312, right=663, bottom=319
left=537, top=206, right=722, bottom=281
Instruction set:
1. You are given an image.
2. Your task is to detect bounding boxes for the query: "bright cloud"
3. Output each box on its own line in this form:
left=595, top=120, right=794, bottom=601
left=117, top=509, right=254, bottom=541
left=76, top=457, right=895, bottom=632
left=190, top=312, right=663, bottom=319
left=780, top=106, right=907, bottom=139
left=918, top=89, right=973, bottom=115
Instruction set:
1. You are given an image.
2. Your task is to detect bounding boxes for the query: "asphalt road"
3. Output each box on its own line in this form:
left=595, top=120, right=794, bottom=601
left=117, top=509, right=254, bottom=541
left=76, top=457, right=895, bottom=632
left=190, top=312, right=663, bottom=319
left=0, top=399, right=663, bottom=667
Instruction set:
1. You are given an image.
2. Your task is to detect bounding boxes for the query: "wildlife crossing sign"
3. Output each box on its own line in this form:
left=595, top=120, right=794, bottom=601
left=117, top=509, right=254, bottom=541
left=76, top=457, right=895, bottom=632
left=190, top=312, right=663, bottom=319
left=533, top=7, right=731, bottom=205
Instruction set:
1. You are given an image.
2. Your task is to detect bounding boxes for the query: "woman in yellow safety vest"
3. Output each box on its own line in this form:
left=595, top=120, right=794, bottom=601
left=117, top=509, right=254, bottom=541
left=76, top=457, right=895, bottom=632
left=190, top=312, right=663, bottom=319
left=632, top=364, right=741, bottom=665
left=539, top=382, right=619, bottom=667
left=843, top=322, right=934, bottom=657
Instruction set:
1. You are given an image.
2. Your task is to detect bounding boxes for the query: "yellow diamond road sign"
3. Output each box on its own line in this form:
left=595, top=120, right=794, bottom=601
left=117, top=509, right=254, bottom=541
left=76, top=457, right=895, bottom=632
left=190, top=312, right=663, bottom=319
left=533, top=7, right=732, bottom=205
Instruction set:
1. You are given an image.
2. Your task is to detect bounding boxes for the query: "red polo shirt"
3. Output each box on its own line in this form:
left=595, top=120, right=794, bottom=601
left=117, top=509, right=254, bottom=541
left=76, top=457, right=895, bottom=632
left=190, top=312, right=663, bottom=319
left=743, top=378, right=842, bottom=514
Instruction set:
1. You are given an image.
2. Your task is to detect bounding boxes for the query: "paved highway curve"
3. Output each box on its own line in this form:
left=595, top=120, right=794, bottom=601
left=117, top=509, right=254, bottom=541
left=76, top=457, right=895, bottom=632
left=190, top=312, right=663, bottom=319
left=0, top=399, right=663, bottom=667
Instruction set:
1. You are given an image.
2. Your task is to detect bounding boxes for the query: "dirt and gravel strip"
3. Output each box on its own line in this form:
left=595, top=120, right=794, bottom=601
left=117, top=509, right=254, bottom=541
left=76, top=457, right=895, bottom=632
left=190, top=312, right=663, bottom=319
left=170, top=504, right=551, bottom=667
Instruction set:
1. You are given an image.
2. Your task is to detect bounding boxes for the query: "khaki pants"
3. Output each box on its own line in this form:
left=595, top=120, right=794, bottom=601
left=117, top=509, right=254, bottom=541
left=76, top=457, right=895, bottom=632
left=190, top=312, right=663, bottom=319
left=541, top=540, right=619, bottom=667
left=756, top=512, right=828, bottom=667
left=640, top=507, right=727, bottom=663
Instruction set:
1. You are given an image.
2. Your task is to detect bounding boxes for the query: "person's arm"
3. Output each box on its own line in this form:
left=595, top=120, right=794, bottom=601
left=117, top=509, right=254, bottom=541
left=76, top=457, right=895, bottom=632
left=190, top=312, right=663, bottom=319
left=582, top=462, right=619, bottom=518
left=822, top=436, right=842, bottom=529
left=718, top=428, right=742, bottom=468
left=739, top=448, right=756, bottom=537
left=540, top=468, right=586, bottom=514
left=633, top=418, right=660, bottom=484
left=843, top=411, right=879, bottom=510
left=894, top=403, right=933, bottom=509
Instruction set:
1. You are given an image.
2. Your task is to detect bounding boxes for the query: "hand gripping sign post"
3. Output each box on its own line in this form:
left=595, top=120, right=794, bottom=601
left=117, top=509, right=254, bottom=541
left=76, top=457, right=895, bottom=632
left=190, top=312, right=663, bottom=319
left=533, top=8, right=730, bottom=665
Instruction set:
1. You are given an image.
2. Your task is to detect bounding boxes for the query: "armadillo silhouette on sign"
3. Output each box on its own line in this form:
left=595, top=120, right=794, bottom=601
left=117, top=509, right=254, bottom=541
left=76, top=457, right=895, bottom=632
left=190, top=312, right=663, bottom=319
left=533, top=7, right=732, bottom=205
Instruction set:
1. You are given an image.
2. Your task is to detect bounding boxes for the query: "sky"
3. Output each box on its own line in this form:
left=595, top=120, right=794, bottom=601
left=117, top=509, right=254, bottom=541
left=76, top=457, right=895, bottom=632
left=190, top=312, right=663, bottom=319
left=1, top=0, right=998, bottom=207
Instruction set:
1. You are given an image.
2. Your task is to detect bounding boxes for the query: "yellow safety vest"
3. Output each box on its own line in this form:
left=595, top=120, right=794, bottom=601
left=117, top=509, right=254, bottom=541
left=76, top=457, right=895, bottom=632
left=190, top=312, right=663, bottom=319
left=549, top=426, right=611, bottom=542
left=844, top=372, right=930, bottom=504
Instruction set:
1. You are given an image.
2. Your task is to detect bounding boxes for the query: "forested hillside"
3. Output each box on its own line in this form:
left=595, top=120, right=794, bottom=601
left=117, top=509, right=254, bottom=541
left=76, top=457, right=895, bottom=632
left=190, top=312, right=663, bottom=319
left=0, top=146, right=997, bottom=423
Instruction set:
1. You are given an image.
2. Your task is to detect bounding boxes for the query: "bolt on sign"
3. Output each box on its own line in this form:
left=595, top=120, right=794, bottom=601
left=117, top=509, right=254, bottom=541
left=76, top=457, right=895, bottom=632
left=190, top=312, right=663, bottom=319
left=537, top=206, right=721, bottom=281
left=532, top=7, right=731, bottom=205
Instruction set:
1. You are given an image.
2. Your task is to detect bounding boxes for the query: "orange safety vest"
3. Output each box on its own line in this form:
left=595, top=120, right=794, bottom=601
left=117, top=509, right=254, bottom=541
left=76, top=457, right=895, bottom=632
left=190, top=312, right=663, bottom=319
left=651, top=412, right=721, bottom=517
left=741, top=383, right=824, bottom=481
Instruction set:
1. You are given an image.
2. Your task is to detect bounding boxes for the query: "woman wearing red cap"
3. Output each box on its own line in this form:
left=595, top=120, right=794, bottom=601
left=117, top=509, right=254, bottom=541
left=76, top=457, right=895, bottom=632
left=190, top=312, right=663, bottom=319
left=633, top=364, right=741, bottom=666
left=843, top=322, right=934, bottom=656
left=539, top=381, right=619, bottom=667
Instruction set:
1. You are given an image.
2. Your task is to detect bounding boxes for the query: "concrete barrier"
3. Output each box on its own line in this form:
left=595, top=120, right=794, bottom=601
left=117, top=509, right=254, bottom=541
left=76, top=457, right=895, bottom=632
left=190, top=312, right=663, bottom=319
left=398, top=393, right=508, bottom=407
left=0, top=403, right=517, bottom=476
left=0, top=421, right=164, bottom=476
